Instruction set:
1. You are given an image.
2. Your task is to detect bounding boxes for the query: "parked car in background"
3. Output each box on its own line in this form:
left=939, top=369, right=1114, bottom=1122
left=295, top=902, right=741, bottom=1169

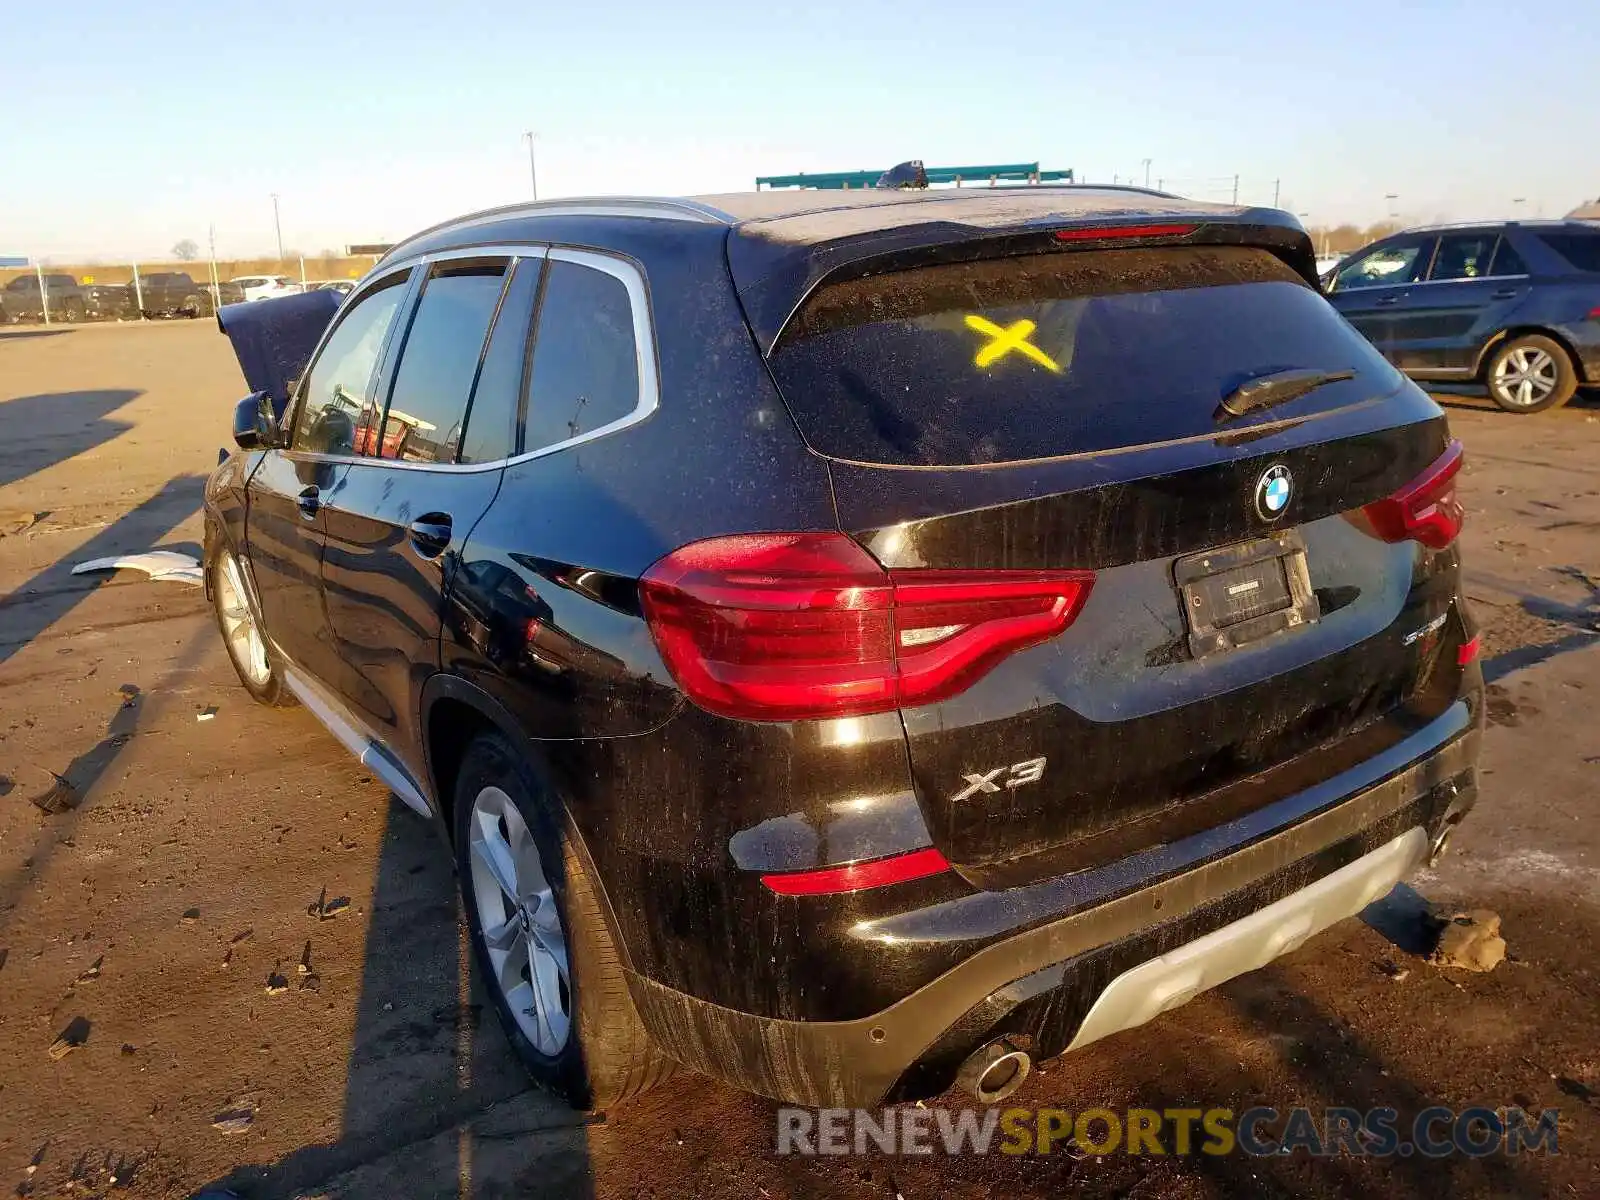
left=81, top=282, right=134, bottom=320
left=136, top=272, right=211, bottom=319
left=1, top=273, right=87, bottom=322
left=1326, top=220, right=1600, bottom=412
left=232, top=275, right=301, bottom=302
left=205, top=187, right=1482, bottom=1112
left=305, top=279, right=356, bottom=296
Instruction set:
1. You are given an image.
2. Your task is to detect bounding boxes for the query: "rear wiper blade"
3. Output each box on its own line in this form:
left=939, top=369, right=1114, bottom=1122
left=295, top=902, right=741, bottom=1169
left=1216, top=368, right=1356, bottom=421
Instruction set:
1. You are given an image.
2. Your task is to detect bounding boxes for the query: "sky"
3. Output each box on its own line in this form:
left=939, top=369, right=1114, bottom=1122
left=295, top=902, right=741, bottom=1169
left=4, top=0, right=1597, bottom=262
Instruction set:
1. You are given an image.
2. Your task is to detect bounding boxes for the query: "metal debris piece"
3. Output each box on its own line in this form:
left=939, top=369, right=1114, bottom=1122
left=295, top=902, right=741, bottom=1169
left=49, top=1017, right=91, bottom=1060
left=211, top=1106, right=256, bottom=1134
left=19, top=765, right=80, bottom=815
left=71, top=550, right=203, bottom=586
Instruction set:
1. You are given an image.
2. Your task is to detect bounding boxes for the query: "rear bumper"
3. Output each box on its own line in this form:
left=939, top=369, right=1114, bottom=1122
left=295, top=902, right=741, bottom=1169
left=626, top=699, right=1481, bottom=1106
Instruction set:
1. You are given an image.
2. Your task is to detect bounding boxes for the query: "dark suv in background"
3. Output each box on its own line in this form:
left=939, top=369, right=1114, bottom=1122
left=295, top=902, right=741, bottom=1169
left=1, top=273, right=88, bottom=323
left=1327, top=220, right=1600, bottom=412
left=206, top=187, right=1483, bottom=1111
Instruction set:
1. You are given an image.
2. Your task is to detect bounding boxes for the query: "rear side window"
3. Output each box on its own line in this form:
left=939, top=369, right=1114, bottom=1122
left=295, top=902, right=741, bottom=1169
left=1489, top=238, right=1528, bottom=276
left=374, top=259, right=507, bottom=463
left=460, top=257, right=543, bottom=464
left=1537, top=232, right=1600, bottom=273
left=522, top=258, right=641, bottom=452
left=768, top=246, right=1401, bottom=466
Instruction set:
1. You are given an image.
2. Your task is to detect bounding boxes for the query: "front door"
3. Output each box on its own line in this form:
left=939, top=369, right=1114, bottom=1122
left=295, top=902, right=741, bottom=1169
left=320, top=252, right=543, bottom=785
left=1327, top=235, right=1437, bottom=363
left=244, top=268, right=412, bottom=687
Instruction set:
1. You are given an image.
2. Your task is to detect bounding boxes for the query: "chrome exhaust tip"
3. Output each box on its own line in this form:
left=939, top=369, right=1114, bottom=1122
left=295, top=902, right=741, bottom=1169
left=955, top=1039, right=1032, bottom=1104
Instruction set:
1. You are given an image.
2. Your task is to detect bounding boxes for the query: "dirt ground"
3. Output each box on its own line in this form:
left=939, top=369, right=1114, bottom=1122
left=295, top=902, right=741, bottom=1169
left=0, top=322, right=1596, bottom=1200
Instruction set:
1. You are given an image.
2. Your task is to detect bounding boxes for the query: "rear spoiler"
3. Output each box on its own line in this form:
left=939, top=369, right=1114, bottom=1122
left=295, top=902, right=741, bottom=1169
left=216, top=290, right=341, bottom=418
left=728, top=207, right=1319, bottom=353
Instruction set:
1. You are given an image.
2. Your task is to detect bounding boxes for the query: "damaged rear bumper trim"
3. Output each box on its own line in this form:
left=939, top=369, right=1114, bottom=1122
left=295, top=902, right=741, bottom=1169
left=625, top=706, right=1479, bottom=1107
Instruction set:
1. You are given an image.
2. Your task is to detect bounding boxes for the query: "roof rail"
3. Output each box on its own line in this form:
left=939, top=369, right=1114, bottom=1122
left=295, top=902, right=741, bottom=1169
left=381, top=196, right=729, bottom=262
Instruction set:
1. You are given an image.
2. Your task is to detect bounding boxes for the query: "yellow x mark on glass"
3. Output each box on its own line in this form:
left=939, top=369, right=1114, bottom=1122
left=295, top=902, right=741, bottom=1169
left=963, top=314, right=1061, bottom=373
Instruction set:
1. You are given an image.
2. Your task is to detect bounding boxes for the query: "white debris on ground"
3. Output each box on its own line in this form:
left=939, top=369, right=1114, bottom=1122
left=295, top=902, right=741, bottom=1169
left=71, top=550, right=203, bottom=585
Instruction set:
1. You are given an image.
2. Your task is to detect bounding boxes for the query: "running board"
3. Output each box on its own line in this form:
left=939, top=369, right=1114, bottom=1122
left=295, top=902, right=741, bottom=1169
left=284, top=670, right=433, bottom=818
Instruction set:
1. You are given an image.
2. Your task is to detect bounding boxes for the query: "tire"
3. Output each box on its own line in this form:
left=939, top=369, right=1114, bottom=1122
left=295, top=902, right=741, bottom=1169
left=209, top=547, right=294, bottom=706
left=453, top=731, right=670, bottom=1111
left=1485, top=334, right=1578, bottom=413
left=61, top=299, right=85, bottom=323
left=182, top=293, right=204, bottom=319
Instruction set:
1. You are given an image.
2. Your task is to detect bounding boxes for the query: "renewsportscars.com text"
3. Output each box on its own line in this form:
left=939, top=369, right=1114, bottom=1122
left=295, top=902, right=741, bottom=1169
left=776, top=1106, right=1560, bottom=1158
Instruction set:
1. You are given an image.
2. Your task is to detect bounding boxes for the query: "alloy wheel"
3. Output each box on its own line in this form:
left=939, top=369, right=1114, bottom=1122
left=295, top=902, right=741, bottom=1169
left=467, top=786, right=571, bottom=1055
left=1492, top=346, right=1558, bottom=408
left=217, top=553, right=271, bottom=686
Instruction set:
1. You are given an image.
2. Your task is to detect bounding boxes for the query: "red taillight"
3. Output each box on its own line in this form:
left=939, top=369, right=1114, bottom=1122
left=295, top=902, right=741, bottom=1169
left=639, top=533, right=1094, bottom=721
left=1053, top=223, right=1197, bottom=242
left=760, top=847, right=952, bottom=895
left=1457, top=634, right=1482, bottom=666
left=1362, top=440, right=1465, bottom=550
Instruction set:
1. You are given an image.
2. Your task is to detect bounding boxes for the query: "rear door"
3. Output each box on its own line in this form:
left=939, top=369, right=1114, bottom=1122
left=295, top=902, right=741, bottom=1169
left=1390, top=231, right=1530, bottom=373
left=1327, top=235, right=1437, bottom=361
left=245, top=268, right=412, bottom=689
left=319, top=251, right=542, bottom=782
left=766, top=243, right=1466, bottom=886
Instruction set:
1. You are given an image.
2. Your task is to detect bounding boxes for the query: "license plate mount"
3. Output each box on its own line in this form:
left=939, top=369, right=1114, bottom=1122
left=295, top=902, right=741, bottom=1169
left=1175, top=532, right=1321, bottom=659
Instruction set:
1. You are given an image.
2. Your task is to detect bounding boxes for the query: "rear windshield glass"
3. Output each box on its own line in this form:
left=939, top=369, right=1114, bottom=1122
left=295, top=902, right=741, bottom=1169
left=1537, top=232, right=1600, bottom=273
left=768, top=246, right=1400, bottom=465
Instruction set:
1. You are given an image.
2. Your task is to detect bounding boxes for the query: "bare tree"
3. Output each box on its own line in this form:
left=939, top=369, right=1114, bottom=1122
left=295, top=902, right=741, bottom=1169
left=171, top=239, right=199, bottom=261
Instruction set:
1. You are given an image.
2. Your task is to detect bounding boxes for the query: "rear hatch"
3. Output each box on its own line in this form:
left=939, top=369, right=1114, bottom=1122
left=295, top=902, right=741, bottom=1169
left=758, top=228, right=1468, bottom=888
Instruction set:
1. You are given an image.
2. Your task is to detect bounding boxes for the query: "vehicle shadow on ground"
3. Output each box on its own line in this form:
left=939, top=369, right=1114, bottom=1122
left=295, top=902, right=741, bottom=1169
left=0, top=328, right=77, bottom=341
left=194, top=797, right=595, bottom=1200
left=0, top=389, right=141, bottom=492
left=0, top=472, right=204, bottom=669
left=1430, top=383, right=1600, bottom=413
left=1480, top=565, right=1600, bottom=684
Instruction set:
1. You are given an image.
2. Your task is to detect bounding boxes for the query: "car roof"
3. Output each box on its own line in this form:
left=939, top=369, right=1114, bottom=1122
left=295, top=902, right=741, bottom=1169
left=385, top=186, right=1246, bottom=256
left=1396, top=218, right=1598, bottom=236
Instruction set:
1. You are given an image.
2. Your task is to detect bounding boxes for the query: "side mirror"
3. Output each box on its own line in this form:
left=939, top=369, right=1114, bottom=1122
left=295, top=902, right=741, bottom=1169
left=232, top=391, right=283, bottom=451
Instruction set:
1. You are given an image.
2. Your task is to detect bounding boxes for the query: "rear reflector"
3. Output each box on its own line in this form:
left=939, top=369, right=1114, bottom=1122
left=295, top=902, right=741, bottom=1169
left=760, top=847, right=951, bottom=895
left=640, top=533, right=1093, bottom=721
left=1053, top=223, right=1197, bottom=242
left=1457, top=634, right=1482, bottom=666
left=1362, top=440, right=1465, bottom=550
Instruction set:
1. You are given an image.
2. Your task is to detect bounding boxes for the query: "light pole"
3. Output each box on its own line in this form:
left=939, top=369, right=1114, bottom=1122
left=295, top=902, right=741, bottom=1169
left=1384, top=193, right=1399, bottom=222
left=1512, top=197, right=1527, bottom=219
left=271, top=193, right=284, bottom=261
left=1141, top=158, right=1152, bottom=189
left=522, top=131, right=539, bottom=201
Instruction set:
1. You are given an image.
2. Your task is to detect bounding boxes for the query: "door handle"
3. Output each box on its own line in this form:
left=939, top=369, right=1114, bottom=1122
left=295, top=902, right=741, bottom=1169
left=1491, top=288, right=1521, bottom=299
left=296, top=486, right=320, bottom=519
left=1373, top=295, right=1403, bottom=307
left=408, top=513, right=454, bottom=558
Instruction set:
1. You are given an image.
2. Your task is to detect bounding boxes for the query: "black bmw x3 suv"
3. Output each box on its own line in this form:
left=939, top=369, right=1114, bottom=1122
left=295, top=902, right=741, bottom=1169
left=204, top=185, right=1484, bottom=1111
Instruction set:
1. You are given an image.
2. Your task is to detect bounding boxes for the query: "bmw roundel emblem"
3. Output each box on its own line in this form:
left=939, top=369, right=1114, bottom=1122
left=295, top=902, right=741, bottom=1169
left=1255, top=464, right=1293, bottom=521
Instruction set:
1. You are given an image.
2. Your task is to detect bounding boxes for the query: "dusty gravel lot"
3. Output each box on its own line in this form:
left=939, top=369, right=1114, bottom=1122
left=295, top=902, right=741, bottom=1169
left=1, top=322, right=1597, bottom=1199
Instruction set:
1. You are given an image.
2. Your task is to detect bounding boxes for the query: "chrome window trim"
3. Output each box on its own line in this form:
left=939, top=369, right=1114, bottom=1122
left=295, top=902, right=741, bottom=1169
left=280, top=244, right=658, bottom=474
